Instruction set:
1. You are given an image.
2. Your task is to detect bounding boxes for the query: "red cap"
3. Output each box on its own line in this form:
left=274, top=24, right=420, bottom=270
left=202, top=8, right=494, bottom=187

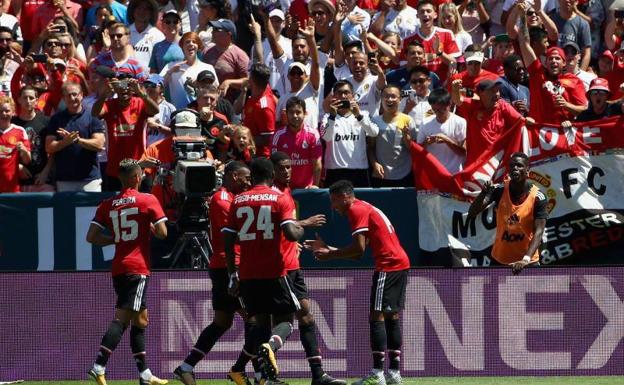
left=587, top=77, right=610, bottom=94
left=546, top=47, right=566, bottom=59
left=600, top=50, right=615, bottom=61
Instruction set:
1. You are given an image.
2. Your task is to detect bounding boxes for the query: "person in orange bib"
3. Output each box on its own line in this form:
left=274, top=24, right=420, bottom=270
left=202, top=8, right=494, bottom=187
left=468, top=152, right=548, bottom=274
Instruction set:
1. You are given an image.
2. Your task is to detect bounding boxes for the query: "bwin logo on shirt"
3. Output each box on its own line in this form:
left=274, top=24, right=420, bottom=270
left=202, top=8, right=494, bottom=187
left=334, top=133, right=360, bottom=142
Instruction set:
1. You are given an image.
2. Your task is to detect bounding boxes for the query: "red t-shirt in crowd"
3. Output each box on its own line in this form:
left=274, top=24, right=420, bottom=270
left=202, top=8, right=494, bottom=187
left=271, top=125, right=322, bottom=189
left=0, top=125, right=31, bottom=193
left=482, top=58, right=505, bottom=76
left=272, top=184, right=300, bottom=271
left=92, top=188, right=167, bottom=277
left=448, top=69, right=500, bottom=92
left=605, top=61, right=624, bottom=100
left=101, top=97, right=149, bottom=177
left=209, top=187, right=240, bottom=269
left=223, top=185, right=296, bottom=280
left=457, top=97, right=522, bottom=167
left=403, top=27, right=460, bottom=82
left=347, top=199, right=410, bottom=272
left=527, top=59, right=587, bottom=124
left=243, top=85, right=276, bottom=157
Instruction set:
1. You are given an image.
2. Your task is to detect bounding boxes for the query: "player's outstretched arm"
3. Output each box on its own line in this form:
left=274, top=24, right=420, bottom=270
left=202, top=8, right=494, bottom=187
left=304, top=233, right=366, bottom=261
left=282, top=222, right=305, bottom=242
left=467, top=181, right=495, bottom=219
left=86, top=223, right=115, bottom=246
left=151, top=221, right=167, bottom=240
left=297, top=214, right=326, bottom=228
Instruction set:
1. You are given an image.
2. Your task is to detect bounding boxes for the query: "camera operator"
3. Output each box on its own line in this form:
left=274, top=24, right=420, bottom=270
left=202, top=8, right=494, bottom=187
left=140, top=110, right=216, bottom=220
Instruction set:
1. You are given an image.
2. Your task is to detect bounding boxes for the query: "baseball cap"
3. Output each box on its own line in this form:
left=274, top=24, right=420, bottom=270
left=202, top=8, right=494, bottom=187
left=174, top=110, right=199, bottom=128
left=50, top=58, right=66, bottom=68
left=476, top=79, right=503, bottom=92
left=209, top=19, right=237, bottom=40
left=145, top=74, right=164, bottom=86
left=268, top=9, right=286, bottom=20
left=288, top=61, right=308, bottom=75
left=546, top=46, right=566, bottom=59
left=196, top=70, right=216, bottom=83
left=464, top=51, right=485, bottom=63
left=163, top=9, right=181, bottom=20
left=600, top=49, right=615, bottom=61
left=493, top=33, right=510, bottom=43
left=587, top=77, right=610, bottom=94
left=563, top=41, right=580, bottom=54
left=342, top=35, right=363, bottom=50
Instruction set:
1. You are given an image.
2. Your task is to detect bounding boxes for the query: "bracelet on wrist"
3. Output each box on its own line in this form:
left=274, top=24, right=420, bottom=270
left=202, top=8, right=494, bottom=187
left=521, top=255, right=531, bottom=263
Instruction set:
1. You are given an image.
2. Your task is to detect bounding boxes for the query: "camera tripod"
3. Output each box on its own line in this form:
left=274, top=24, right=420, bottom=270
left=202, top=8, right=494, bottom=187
left=168, top=229, right=212, bottom=269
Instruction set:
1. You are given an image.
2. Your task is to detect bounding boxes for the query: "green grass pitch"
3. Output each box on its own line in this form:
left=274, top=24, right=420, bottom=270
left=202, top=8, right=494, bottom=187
left=21, top=378, right=624, bottom=385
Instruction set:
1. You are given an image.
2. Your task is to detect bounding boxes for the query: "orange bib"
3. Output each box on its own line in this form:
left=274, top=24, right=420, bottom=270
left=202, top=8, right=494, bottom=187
left=491, top=181, right=540, bottom=264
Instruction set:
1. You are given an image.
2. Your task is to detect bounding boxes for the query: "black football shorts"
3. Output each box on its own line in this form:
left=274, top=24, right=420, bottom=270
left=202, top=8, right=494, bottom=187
left=370, top=269, right=408, bottom=313
left=113, top=274, right=150, bottom=312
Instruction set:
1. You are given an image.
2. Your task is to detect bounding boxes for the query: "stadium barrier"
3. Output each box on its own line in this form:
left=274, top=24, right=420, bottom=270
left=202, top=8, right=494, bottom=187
left=1, top=268, right=623, bottom=381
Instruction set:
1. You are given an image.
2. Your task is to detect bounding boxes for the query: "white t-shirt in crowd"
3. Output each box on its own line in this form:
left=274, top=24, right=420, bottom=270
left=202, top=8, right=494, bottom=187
left=274, top=51, right=329, bottom=100
left=399, top=93, right=433, bottom=129
left=160, top=60, right=219, bottom=108
left=417, top=113, right=467, bottom=174
left=251, top=35, right=292, bottom=91
left=276, top=82, right=320, bottom=130
left=321, top=111, right=379, bottom=170
left=130, top=23, right=166, bottom=70
left=372, top=6, right=420, bottom=40
left=344, top=73, right=381, bottom=117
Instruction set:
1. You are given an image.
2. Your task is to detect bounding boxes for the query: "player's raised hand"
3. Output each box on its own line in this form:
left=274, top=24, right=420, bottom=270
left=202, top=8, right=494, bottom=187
left=511, top=260, right=529, bottom=275
left=299, top=214, right=326, bottom=228
left=304, top=233, right=331, bottom=260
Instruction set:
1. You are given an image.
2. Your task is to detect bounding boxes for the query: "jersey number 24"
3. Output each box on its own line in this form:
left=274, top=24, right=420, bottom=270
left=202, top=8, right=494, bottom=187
left=237, top=205, right=274, bottom=241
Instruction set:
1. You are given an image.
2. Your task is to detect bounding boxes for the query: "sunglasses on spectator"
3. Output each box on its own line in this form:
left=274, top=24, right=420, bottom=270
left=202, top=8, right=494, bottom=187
left=164, top=19, right=179, bottom=25
left=289, top=70, right=304, bottom=76
left=144, top=82, right=159, bottom=88
left=111, top=33, right=127, bottom=39
left=59, top=43, right=71, bottom=48
left=46, top=41, right=61, bottom=47
left=526, top=10, right=537, bottom=16
left=0, top=38, right=11, bottom=42
left=411, top=78, right=428, bottom=84
left=311, top=11, right=326, bottom=16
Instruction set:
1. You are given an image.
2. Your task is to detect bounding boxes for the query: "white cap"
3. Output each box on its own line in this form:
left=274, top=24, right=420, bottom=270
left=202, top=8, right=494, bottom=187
left=268, top=9, right=285, bottom=20
left=50, top=58, right=67, bottom=67
left=288, top=61, right=309, bottom=75
left=464, top=51, right=485, bottom=63
left=174, top=110, right=199, bottom=128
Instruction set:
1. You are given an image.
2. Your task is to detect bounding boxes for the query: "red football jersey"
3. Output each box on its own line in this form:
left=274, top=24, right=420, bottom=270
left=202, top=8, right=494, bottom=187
left=347, top=199, right=410, bottom=272
left=243, top=85, right=276, bottom=157
left=223, top=185, right=296, bottom=279
left=209, top=187, right=240, bottom=269
left=272, top=185, right=300, bottom=271
left=102, top=97, right=149, bottom=177
left=0, top=125, right=31, bottom=193
left=448, top=69, right=500, bottom=92
left=403, top=27, right=460, bottom=82
left=92, top=188, right=167, bottom=276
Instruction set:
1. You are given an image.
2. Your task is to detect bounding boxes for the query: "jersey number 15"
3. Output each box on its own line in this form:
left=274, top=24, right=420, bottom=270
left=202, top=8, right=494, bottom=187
left=110, top=208, right=139, bottom=242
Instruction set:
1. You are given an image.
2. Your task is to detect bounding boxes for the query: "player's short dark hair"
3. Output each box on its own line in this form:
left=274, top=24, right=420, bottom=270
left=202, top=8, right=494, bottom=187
left=270, top=151, right=290, bottom=165
left=503, top=54, right=523, bottom=69
left=250, top=157, right=274, bottom=184
left=286, top=96, right=306, bottom=112
left=118, top=158, right=142, bottom=178
left=249, top=63, right=271, bottom=88
left=224, top=160, right=249, bottom=176
left=333, top=79, right=354, bottom=93
left=510, top=152, right=529, bottom=164
left=329, top=180, right=354, bottom=196
left=428, top=88, right=451, bottom=106
left=409, top=65, right=430, bottom=78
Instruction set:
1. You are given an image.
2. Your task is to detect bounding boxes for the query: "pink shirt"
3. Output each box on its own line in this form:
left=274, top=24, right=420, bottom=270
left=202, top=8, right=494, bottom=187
left=271, top=125, right=322, bottom=189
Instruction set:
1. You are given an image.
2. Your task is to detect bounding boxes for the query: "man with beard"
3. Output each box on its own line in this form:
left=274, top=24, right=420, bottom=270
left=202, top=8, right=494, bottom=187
left=468, top=152, right=548, bottom=274
left=517, top=15, right=587, bottom=124
left=576, top=78, right=624, bottom=121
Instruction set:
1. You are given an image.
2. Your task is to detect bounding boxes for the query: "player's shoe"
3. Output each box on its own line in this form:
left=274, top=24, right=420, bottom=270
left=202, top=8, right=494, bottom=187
left=384, top=371, right=402, bottom=385
left=139, top=374, right=169, bottom=385
left=311, top=373, right=347, bottom=385
left=173, top=366, right=197, bottom=385
left=258, top=343, right=279, bottom=379
left=351, top=371, right=386, bottom=385
left=88, top=369, right=108, bottom=385
left=228, top=370, right=252, bottom=385
left=259, top=378, right=289, bottom=385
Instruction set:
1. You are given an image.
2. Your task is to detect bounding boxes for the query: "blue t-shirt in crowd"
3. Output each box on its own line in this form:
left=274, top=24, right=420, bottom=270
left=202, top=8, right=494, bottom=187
left=45, top=108, right=105, bottom=182
left=149, top=40, right=185, bottom=74
left=386, top=66, right=442, bottom=91
left=84, top=1, right=128, bottom=30
left=498, top=76, right=530, bottom=105
left=549, top=12, right=592, bottom=49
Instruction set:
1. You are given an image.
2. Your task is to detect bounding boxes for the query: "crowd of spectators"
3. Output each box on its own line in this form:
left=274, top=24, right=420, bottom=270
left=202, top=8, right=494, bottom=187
left=0, top=0, right=623, bottom=195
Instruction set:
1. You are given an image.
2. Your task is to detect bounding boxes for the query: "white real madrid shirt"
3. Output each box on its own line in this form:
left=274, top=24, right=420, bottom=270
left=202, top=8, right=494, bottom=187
left=344, top=73, right=382, bottom=117
left=320, top=111, right=379, bottom=170
left=130, top=23, right=166, bottom=71
left=276, top=82, right=320, bottom=130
